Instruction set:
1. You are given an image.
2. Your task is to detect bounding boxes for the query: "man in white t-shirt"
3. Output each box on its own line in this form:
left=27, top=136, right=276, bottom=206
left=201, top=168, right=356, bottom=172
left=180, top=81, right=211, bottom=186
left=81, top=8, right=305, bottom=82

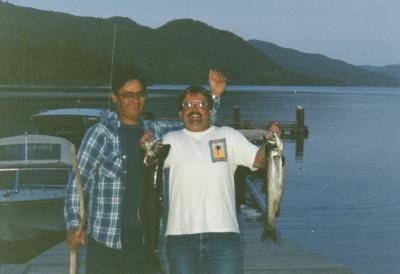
left=163, top=85, right=279, bottom=274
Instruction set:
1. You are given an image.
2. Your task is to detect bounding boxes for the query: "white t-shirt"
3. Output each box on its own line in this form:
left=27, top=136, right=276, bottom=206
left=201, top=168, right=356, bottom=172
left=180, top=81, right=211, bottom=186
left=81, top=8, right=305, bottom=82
left=163, top=126, right=258, bottom=235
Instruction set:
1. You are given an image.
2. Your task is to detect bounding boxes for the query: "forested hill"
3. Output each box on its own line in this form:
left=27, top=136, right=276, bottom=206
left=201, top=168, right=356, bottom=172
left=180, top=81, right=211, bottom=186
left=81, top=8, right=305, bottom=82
left=359, top=64, right=400, bottom=81
left=248, top=39, right=400, bottom=87
left=0, top=2, right=339, bottom=86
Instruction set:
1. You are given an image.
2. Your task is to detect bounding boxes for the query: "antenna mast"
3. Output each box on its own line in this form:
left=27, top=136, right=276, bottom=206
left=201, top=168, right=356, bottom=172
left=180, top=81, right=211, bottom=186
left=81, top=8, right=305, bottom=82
left=108, top=24, right=117, bottom=108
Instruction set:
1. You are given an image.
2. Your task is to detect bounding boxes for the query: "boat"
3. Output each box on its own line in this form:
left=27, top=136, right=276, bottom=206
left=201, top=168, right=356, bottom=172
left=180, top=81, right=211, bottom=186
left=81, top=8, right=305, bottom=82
left=31, top=108, right=105, bottom=146
left=32, top=107, right=158, bottom=146
left=0, top=134, right=73, bottom=241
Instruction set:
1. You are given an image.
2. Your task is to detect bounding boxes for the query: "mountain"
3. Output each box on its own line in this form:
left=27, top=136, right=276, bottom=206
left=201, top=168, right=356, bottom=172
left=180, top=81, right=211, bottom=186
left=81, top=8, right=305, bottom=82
left=0, top=3, right=149, bottom=85
left=248, top=40, right=400, bottom=87
left=0, top=2, right=336, bottom=86
left=359, top=64, right=400, bottom=80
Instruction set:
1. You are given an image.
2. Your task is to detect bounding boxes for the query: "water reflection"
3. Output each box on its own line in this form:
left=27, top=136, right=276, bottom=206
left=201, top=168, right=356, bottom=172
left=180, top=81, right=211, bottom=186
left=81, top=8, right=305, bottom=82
left=283, top=136, right=305, bottom=160
left=295, top=137, right=304, bottom=160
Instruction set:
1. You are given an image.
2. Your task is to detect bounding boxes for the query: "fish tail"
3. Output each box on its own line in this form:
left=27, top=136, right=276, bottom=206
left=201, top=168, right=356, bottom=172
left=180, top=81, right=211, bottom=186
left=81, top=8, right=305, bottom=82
left=260, top=225, right=277, bottom=242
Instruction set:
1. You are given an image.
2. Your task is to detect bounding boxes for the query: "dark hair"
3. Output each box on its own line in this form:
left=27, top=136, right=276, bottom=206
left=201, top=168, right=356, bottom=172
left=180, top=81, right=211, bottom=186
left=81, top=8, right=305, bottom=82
left=111, top=73, right=147, bottom=95
left=178, top=85, right=212, bottom=111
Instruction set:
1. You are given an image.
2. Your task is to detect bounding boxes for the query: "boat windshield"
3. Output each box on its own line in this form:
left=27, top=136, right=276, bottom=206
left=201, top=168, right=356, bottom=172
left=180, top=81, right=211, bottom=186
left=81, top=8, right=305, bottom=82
left=0, top=143, right=61, bottom=161
left=0, top=168, right=70, bottom=189
left=0, top=170, right=16, bottom=189
left=20, top=169, right=70, bottom=187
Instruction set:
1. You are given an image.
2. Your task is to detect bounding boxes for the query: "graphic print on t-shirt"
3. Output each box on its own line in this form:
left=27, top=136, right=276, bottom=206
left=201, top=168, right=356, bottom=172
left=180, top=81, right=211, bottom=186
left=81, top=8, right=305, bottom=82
left=209, top=138, right=227, bottom=162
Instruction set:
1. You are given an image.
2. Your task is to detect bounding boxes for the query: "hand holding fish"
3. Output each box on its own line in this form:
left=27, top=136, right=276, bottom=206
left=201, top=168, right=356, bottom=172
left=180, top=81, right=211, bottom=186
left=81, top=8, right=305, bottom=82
left=208, top=68, right=226, bottom=97
left=265, top=122, right=281, bottom=140
left=140, top=131, right=153, bottom=150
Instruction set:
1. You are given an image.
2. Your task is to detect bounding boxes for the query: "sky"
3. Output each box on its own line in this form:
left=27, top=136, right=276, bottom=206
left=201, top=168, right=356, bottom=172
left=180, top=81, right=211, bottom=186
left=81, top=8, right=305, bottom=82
left=5, top=0, right=400, bottom=66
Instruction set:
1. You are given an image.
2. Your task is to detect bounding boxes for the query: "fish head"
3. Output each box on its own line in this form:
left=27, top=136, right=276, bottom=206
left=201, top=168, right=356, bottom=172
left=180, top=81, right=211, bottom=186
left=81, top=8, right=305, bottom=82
left=144, top=140, right=171, bottom=166
left=264, top=132, right=283, bottom=155
left=273, top=132, right=283, bottom=152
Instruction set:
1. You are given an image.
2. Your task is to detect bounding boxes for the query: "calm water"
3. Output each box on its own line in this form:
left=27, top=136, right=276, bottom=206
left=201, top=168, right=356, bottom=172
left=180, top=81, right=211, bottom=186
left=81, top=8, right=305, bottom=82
left=1, top=86, right=400, bottom=273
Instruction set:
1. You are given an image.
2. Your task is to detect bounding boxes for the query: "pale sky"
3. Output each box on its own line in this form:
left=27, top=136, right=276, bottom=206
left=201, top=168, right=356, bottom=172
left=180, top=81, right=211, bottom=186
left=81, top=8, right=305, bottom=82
left=6, top=0, right=400, bottom=66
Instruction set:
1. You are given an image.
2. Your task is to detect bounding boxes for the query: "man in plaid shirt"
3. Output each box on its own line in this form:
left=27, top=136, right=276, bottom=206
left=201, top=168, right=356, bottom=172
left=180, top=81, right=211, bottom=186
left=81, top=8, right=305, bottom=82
left=64, top=69, right=226, bottom=274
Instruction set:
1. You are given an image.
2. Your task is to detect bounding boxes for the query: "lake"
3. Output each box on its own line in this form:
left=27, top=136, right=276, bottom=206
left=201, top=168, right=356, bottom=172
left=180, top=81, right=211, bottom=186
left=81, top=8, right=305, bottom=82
left=0, top=85, right=399, bottom=273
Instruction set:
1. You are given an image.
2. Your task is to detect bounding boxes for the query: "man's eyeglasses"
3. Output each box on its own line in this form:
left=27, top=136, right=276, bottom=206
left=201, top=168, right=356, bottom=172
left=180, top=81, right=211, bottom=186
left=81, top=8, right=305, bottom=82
left=182, top=100, right=208, bottom=109
left=118, top=91, right=147, bottom=100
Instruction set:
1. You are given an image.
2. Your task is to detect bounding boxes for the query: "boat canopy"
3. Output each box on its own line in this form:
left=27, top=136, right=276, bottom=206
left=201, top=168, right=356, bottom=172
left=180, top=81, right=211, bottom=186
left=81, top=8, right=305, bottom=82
left=32, top=107, right=105, bottom=117
left=0, top=135, right=74, bottom=167
left=31, top=108, right=105, bottom=146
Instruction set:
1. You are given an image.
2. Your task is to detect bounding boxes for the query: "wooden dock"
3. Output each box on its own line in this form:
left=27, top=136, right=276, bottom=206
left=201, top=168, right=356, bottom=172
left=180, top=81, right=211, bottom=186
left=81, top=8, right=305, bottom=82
left=227, top=105, right=309, bottom=139
left=1, top=213, right=353, bottom=274
left=238, top=213, right=353, bottom=274
left=156, top=106, right=309, bottom=140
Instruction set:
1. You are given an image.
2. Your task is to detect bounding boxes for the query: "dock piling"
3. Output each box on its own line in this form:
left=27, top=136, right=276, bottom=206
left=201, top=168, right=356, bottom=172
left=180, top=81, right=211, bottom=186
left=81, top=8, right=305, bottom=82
left=233, top=105, right=241, bottom=128
left=296, top=106, right=305, bottom=128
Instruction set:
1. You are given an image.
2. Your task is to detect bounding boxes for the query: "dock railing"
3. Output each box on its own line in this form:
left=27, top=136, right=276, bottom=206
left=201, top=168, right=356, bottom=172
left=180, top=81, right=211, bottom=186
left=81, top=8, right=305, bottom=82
left=244, top=175, right=266, bottom=215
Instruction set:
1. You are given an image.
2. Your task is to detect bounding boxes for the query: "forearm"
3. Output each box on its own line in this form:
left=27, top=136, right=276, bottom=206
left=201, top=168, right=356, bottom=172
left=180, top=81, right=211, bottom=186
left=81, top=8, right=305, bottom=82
left=64, top=176, right=83, bottom=230
left=252, top=144, right=266, bottom=169
left=145, top=120, right=184, bottom=140
left=253, top=133, right=284, bottom=169
left=64, top=128, right=101, bottom=230
left=210, top=95, right=221, bottom=125
left=65, top=165, right=92, bottom=231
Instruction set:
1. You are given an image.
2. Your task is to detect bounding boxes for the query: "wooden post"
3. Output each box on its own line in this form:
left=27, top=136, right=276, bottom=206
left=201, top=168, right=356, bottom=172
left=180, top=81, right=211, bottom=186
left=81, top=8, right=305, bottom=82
left=296, top=106, right=305, bottom=128
left=295, top=137, right=304, bottom=159
left=233, top=105, right=241, bottom=128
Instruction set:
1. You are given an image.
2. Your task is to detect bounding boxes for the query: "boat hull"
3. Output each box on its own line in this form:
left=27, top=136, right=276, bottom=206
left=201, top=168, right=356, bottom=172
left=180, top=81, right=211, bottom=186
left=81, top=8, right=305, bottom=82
left=0, top=197, right=65, bottom=241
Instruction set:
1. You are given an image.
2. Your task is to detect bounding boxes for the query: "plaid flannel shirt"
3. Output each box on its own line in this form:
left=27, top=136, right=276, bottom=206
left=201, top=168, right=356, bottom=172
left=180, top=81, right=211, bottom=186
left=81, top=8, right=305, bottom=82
left=64, top=97, right=220, bottom=249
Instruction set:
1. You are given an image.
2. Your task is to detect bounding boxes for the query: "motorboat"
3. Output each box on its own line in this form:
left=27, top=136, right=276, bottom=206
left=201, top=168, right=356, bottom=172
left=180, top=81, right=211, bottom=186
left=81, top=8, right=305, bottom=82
left=31, top=108, right=105, bottom=146
left=0, top=134, right=73, bottom=241
left=31, top=107, right=160, bottom=146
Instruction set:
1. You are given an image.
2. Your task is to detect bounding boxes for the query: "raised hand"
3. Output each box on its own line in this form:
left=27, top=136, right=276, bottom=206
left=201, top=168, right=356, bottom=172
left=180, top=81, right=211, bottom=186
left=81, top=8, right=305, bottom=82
left=208, top=68, right=226, bottom=97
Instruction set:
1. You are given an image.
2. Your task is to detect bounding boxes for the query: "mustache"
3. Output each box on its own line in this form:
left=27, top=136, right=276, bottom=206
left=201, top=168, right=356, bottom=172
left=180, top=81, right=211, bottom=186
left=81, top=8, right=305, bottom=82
left=188, top=111, right=202, bottom=117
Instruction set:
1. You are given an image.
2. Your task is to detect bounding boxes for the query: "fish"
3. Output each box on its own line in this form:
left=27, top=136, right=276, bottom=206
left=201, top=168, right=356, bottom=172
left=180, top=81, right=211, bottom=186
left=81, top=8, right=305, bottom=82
left=261, top=132, right=285, bottom=242
left=140, top=140, right=170, bottom=272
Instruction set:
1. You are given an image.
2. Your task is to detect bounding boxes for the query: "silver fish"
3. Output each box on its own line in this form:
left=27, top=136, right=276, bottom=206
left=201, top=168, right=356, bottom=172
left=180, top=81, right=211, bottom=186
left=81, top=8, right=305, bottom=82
left=141, top=140, right=170, bottom=272
left=261, top=132, right=285, bottom=242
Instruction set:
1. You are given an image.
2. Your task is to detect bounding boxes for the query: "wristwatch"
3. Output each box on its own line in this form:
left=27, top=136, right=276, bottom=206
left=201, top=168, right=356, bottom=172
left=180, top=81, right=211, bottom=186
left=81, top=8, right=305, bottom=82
left=212, top=94, right=220, bottom=102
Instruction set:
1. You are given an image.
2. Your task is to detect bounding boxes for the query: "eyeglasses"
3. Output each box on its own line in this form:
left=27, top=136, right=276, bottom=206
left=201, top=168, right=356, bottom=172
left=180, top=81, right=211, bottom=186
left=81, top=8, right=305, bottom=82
left=182, top=100, right=208, bottom=109
left=118, top=91, right=147, bottom=100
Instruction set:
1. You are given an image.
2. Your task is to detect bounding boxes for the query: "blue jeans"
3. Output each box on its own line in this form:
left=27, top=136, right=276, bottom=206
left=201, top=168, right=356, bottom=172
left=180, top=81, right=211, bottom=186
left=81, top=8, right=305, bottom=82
left=166, top=232, right=242, bottom=274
